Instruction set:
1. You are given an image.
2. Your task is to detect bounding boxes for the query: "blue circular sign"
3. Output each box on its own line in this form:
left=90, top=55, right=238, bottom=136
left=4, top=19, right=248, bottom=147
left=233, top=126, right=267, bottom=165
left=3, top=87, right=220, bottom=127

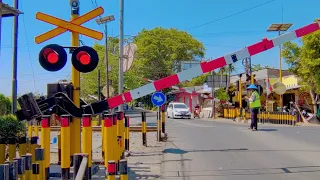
left=151, top=92, right=166, bottom=107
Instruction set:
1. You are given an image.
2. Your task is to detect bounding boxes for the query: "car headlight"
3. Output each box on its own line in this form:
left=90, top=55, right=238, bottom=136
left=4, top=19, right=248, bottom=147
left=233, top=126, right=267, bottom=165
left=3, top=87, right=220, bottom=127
left=186, top=112, right=191, bottom=115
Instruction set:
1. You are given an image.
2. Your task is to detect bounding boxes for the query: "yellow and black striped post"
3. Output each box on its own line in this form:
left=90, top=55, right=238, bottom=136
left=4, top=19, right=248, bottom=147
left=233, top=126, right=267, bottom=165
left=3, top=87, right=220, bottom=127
left=14, top=157, right=25, bottom=180
left=22, top=154, right=32, bottom=180
left=101, top=115, right=105, bottom=159
left=117, top=111, right=125, bottom=159
left=141, top=112, right=147, bottom=147
left=58, top=133, right=61, bottom=165
left=119, top=159, right=128, bottom=180
left=82, top=114, right=92, bottom=179
left=103, top=114, right=113, bottom=173
left=0, top=164, right=9, bottom=179
left=41, top=115, right=50, bottom=180
left=34, top=119, right=39, bottom=140
left=8, top=137, right=16, bottom=161
left=112, top=114, right=119, bottom=172
left=124, top=116, right=130, bottom=151
left=61, top=115, right=71, bottom=179
left=30, top=136, right=38, bottom=163
left=19, top=136, right=27, bottom=157
left=32, top=163, right=40, bottom=180
left=35, top=148, right=45, bottom=180
left=157, top=108, right=161, bottom=141
left=107, top=160, right=116, bottom=180
left=161, top=105, right=166, bottom=134
left=0, top=137, right=5, bottom=164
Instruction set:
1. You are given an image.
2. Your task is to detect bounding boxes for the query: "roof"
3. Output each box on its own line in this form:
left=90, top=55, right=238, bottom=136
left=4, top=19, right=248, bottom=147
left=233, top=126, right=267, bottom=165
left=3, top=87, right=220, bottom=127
left=0, top=3, right=23, bottom=17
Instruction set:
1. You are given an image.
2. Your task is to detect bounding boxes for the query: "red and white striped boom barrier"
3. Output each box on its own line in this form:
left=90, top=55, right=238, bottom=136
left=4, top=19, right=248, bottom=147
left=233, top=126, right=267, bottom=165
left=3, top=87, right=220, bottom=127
left=106, top=20, right=320, bottom=109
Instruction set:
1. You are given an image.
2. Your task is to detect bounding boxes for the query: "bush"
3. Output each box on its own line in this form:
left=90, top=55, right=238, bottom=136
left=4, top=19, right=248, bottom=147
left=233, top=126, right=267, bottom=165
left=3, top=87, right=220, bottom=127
left=0, top=114, right=26, bottom=139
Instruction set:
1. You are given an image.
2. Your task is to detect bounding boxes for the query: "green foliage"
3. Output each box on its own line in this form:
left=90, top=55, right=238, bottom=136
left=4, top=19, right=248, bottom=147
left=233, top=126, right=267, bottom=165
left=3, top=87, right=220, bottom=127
left=216, top=88, right=229, bottom=101
left=251, top=64, right=275, bottom=71
left=133, top=27, right=205, bottom=80
left=282, top=29, right=320, bottom=93
left=180, top=73, right=210, bottom=87
left=0, top=114, right=26, bottom=138
left=0, top=94, right=11, bottom=116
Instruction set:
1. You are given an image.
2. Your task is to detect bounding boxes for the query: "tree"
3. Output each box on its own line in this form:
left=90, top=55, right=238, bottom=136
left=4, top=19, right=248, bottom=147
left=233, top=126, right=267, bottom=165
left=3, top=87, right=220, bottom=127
left=133, top=27, right=205, bottom=80
left=218, top=64, right=237, bottom=87
left=251, top=64, right=275, bottom=71
left=0, top=94, right=11, bottom=116
left=282, top=25, right=320, bottom=113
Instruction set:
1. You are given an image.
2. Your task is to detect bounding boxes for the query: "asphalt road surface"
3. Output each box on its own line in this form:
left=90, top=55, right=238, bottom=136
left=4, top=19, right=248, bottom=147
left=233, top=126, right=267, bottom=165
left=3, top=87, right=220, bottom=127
left=162, top=118, right=320, bottom=180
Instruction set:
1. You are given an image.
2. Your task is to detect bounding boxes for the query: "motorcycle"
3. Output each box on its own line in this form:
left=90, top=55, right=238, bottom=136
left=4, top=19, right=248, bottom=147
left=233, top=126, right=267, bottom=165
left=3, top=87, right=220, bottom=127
left=193, top=108, right=200, bottom=118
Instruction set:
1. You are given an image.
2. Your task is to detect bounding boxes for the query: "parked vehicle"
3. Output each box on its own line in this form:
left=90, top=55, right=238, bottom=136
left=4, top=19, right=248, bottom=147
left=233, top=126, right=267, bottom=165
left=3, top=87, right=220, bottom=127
left=166, top=102, right=191, bottom=119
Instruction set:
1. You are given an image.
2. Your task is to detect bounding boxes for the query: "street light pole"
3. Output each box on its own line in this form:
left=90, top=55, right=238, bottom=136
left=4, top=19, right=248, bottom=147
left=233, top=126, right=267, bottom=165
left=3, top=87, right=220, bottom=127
left=104, top=23, right=109, bottom=99
left=267, top=23, right=292, bottom=110
left=119, top=0, right=124, bottom=111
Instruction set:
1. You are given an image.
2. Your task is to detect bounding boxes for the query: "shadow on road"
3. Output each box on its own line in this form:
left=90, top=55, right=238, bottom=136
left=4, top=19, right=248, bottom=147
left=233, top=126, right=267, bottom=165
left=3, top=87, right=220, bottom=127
left=257, top=128, right=278, bottom=132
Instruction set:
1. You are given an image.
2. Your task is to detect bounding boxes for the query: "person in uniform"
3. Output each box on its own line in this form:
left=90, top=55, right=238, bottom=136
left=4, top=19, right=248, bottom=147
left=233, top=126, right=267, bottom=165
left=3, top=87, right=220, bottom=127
left=244, top=84, right=261, bottom=131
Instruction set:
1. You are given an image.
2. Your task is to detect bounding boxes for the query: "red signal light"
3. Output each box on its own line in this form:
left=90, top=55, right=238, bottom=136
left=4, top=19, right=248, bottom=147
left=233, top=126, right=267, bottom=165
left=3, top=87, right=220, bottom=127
left=43, top=48, right=59, bottom=64
left=72, top=46, right=99, bottom=73
left=39, top=44, right=67, bottom=72
left=77, top=51, right=91, bottom=65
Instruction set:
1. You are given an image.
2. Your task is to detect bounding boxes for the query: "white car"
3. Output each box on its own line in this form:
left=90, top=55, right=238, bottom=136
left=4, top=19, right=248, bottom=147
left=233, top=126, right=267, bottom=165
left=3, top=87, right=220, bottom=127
left=167, top=102, right=191, bottom=119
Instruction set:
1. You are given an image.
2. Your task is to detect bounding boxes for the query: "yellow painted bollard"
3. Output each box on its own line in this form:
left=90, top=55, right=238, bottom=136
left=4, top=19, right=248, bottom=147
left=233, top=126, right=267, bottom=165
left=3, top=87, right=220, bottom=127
left=124, top=116, right=130, bottom=151
left=22, top=154, right=32, bottom=180
left=117, top=111, right=125, bottom=158
left=0, top=137, right=5, bottom=164
left=41, top=115, right=50, bottom=180
left=112, top=114, right=119, bottom=172
left=8, top=137, right=16, bottom=161
left=32, top=163, right=40, bottom=180
left=61, top=115, right=71, bottom=179
left=58, top=133, right=61, bottom=165
left=223, top=109, right=226, bottom=118
left=119, top=159, right=128, bottom=180
left=103, top=114, right=113, bottom=173
left=35, top=148, right=45, bottom=180
left=161, top=105, right=166, bottom=133
left=19, top=137, right=27, bottom=157
left=82, top=114, right=92, bottom=179
left=101, top=117, right=105, bottom=159
left=107, top=160, right=116, bottom=180
left=141, top=112, right=147, bottom=147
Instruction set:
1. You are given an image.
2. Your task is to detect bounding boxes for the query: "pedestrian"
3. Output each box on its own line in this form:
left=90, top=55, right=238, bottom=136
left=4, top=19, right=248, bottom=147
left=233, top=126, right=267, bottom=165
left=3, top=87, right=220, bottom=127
left=244, top=84, right=261, bottom=131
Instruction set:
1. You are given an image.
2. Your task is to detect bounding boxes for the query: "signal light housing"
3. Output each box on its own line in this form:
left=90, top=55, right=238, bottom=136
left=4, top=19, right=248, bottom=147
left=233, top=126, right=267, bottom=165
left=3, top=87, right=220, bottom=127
left=71, top=46, right=99, bottom=73
left=39, top=44, right=67, bottom=72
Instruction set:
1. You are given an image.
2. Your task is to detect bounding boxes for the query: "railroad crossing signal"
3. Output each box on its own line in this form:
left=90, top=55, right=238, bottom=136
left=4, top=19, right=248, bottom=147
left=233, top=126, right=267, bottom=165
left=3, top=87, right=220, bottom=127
left=35, top=7, right=104, bottom=44
left=35, top=7, right=104, bottom=73
left=39, top=45, right=99, bottom=73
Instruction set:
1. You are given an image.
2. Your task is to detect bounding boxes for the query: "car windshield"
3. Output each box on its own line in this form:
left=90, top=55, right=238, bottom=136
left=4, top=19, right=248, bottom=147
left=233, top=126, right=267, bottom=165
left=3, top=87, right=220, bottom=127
left=174, top=104, right=187, bottom=109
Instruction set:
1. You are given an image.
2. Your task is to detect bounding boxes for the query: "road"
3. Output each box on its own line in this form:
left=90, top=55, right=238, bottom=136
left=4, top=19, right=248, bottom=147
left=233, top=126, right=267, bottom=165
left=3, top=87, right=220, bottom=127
left=162, top=118, right=320, bottom=180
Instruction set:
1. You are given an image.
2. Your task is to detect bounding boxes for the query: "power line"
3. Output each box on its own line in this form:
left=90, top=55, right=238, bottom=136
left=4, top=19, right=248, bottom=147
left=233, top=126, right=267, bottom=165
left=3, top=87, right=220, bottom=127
left=187, top=0, right=277, bottom=30
left=20, top=0, right=37, bottom=92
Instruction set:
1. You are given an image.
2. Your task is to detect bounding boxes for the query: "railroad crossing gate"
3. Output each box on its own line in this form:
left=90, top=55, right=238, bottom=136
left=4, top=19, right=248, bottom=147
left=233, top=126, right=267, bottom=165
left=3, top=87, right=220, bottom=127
left=35, top=7, right=104, bottom=44
left=34, top=7, right=104, bottom=73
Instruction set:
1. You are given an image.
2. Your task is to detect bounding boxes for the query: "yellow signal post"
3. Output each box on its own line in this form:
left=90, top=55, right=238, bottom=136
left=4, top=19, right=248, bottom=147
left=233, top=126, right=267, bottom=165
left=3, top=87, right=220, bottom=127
left=117, top=111, right=125, bottom=158
left=70, top=1, right=81, bottom=163
left=161, top=105, right=166, bottom=134
left=101, top=117, right=105, bottom=159
left=82, top=114, right=92, bottom=179
left=124, top=116, right=130, bottom=151
left=112, top=114, right=119, bottom=171
left=19, top=137, right=27, bottom=157
left=35, top=148, right=45, bottom=180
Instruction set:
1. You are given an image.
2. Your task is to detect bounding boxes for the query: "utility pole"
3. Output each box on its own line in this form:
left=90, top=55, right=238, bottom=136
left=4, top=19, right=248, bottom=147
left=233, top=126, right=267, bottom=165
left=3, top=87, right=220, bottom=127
left=118, top=0, right=124, bottom=111
left=12, top=0, right=18, bottom=113
left=105, top=25, right=110, bottom=99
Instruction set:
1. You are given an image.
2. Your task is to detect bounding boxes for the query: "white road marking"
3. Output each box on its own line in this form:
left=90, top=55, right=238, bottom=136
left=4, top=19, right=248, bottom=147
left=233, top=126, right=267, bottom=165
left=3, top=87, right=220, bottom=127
left=170, top=119, right=219, bottom=128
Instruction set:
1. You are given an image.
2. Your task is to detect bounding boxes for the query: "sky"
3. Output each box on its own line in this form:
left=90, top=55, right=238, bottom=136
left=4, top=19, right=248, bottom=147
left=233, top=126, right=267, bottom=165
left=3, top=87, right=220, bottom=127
left=0, top=0, right=319, bottom=97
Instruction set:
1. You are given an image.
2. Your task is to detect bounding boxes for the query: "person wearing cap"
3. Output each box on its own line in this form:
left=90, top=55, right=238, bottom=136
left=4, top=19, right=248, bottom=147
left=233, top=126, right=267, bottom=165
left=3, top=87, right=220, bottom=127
left=244, top=84, right=261, bottom=131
